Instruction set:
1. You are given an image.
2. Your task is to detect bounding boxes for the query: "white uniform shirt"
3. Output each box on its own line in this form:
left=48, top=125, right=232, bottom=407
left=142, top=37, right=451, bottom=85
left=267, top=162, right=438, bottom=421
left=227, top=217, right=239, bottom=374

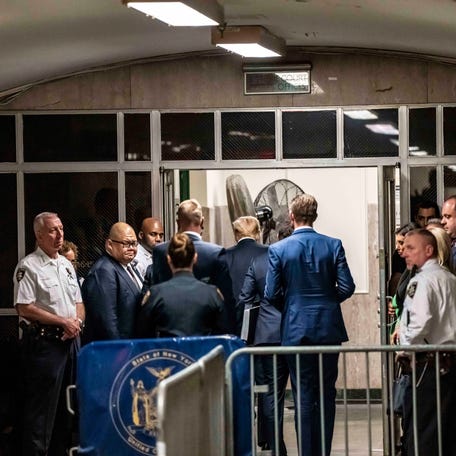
left=13, top=247, right=82, bottom=319
left=400, top=258, right=456, bottom=345
left=134, top=243, right=153, bottom=279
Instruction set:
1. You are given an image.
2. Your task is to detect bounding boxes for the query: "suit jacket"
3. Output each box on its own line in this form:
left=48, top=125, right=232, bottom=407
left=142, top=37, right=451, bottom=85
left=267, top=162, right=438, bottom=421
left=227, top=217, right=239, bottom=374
left=238, top=249, right=283, bottom=345
left=265, top=228, right=355, bottom=346
left=225, top=238, right=268, bottom=333
left=82, top=254, right=142, bottom=342
left=136, top=271, right=230, bottom=338
left=143, top=232, right=236, bottom=333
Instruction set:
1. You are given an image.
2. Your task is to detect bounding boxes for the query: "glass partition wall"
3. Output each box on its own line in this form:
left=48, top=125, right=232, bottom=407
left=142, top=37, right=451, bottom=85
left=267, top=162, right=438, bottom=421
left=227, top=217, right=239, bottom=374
left=1, top=105, right=456, bottom=308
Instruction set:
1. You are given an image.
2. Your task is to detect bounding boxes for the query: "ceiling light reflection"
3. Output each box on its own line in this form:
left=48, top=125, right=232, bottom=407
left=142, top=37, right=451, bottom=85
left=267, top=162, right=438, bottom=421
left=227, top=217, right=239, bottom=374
left=365, top=124, right=399, bottom=135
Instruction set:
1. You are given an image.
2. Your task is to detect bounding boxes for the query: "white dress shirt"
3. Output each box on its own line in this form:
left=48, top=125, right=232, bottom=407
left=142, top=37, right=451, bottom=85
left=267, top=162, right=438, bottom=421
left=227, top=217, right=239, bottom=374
left=400, top=258, right=456, bottom=346
left=14, top=247, right=81, bottom=319
left=134, top=243, right=153, bottom=279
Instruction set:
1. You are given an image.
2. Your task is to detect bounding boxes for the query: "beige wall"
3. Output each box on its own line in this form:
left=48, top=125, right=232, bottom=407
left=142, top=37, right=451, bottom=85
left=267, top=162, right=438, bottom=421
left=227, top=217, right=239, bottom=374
left=2, top=51, right=456, bottom=110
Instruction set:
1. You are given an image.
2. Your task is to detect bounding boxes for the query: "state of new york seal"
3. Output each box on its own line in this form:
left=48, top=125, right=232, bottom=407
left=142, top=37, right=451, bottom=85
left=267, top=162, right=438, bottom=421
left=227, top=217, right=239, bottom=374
left=110, top=348, right=195, bottom=455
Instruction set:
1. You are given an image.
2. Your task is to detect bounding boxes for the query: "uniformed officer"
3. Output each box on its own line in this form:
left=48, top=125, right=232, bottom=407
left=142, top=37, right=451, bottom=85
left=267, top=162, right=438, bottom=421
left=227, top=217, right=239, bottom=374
left=13, top=212, right=85, bottom=456
left=399, top=228, right=456, bottom=456
left=136, top=233, right=230, bottom=337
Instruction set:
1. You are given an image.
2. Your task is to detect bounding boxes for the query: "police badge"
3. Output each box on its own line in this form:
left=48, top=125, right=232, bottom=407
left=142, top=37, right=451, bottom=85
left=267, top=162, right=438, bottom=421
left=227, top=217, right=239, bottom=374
left=407, top=282, right=417, bottom=298
left=16, top=268, right=26, bottom=282
left=141, top=290, right=150, bottom=306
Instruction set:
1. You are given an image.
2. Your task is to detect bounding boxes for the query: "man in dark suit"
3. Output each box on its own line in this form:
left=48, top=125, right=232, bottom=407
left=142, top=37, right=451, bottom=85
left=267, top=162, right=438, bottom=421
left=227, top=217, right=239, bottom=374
left=82, top=222, right=142, bottom=342
left=225, top=216, right=268, bottom=334
left=265, top=194, right=355, bottom=456
left=238, top=222, right=292, bottom=455
left=143, top=199, right=236, bottom=333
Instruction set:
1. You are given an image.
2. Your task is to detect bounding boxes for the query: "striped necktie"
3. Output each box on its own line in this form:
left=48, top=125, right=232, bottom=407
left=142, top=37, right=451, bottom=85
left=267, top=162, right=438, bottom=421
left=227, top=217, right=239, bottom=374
left=127, top=264, right=141, bottom=290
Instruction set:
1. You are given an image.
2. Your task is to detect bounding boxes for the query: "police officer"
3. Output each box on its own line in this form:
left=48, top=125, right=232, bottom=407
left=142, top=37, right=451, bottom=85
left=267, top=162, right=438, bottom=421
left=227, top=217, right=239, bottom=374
left=13, top=212, right=85, bottom=456
left=399, top=228, right=456, bottom=456
left=137, top=233, right=230, bottom=337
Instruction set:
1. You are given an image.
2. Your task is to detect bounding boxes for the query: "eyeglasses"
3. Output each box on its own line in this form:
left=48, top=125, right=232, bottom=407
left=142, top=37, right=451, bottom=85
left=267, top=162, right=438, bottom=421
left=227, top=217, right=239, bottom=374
left=110, top=239, right=138, bottom=249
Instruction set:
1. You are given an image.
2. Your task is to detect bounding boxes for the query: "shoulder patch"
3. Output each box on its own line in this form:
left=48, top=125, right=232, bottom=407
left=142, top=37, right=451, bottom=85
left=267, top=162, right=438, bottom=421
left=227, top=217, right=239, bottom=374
left=216, top=288, right=224, bottom=301
left=16, top=268, right=26, bottom=282
left=141, top=290, right=151, bottom=306
left=407, top=281, right=417, bottom=298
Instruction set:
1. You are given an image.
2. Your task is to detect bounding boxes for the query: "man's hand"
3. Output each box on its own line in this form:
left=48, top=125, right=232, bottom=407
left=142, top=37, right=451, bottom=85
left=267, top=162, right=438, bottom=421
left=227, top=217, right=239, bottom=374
left=61, top=317, right=81, bottom=340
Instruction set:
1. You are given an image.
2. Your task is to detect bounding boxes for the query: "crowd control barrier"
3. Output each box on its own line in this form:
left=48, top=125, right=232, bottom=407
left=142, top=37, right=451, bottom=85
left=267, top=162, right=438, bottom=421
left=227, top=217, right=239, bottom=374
left=225, top=344, right=456, bottom=456
left=156, top=345, right=225, bottom=456
left=75, top=335, right=251, bottom=456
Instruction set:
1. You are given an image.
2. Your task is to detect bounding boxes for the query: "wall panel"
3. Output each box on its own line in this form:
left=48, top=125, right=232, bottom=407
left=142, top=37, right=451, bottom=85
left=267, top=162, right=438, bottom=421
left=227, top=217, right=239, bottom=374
left=3, top=52, right=456, bottom=111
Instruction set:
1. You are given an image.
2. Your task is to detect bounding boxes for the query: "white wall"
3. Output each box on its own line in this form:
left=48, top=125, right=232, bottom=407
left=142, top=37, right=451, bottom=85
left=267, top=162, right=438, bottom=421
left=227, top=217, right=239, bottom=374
left=201, top=167, right=378, bottom=294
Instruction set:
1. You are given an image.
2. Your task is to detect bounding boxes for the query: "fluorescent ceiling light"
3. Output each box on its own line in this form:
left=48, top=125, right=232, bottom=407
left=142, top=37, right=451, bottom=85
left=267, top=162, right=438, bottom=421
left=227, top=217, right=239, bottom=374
left=365, top=123, right=399, bottom=135
left=124, top=1, right=222, bottom=26
left=212, top=25, right=286, bottom=58
left=344, top=110, right=378, bottom=120
left=219, top=43, right=280, bottom=58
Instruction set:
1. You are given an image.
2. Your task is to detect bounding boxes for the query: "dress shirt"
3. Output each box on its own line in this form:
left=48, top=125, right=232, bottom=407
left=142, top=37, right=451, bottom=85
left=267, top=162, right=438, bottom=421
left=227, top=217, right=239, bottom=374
left=134, top=244, right=153, bottom=279
left=400, top=258, right=456, bottom=345
left=14, top=247, right=81, bottom=319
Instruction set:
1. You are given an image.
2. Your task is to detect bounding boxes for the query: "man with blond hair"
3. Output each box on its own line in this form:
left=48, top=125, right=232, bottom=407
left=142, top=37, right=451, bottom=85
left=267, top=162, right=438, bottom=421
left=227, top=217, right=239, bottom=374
left=265, top=194, right=355, bottom=456
left=225, top=215, right=268, bottom=334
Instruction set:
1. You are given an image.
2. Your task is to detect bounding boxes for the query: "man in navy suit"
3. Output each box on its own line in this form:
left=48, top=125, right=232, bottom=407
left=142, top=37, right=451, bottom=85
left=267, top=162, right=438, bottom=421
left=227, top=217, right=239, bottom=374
left=238, top=222, right=292, bottom=455
left=143, top=199, right=236, bottom=333
left=265, top=194, right=355, bottom=456
left=225, top=216, right=268, bottom=334
left=82, top=222, right=142, bottom=342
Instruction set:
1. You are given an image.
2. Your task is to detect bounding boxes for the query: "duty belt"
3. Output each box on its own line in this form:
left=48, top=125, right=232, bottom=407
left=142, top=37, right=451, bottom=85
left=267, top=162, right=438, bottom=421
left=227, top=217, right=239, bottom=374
left=20, top=321, right=64, bottom=341
left=399, top=351, right=456, bottom=376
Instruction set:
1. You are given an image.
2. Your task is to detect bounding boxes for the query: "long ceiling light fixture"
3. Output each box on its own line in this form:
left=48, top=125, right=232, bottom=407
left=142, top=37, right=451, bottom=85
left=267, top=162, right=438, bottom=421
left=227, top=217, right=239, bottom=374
left=122, top=0, right=223, bottom=26
left=211, top=25, right=286, bottom=58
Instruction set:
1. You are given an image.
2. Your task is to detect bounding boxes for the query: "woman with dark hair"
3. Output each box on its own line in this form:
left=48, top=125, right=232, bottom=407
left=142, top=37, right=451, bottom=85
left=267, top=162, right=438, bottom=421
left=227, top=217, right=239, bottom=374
left=136, top=233, right=230, bottom=338
left=388, top=222, right=419, bottom=296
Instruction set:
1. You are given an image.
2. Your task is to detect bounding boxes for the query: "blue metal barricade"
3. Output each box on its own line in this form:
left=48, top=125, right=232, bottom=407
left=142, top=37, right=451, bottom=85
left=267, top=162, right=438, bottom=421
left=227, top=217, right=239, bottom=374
left=76, top=335, right=251, bottom=456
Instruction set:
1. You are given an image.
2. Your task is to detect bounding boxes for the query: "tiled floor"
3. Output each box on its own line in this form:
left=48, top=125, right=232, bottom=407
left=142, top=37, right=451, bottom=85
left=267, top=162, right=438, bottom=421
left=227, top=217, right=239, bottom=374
left=260, top=403, right=384, bottom=456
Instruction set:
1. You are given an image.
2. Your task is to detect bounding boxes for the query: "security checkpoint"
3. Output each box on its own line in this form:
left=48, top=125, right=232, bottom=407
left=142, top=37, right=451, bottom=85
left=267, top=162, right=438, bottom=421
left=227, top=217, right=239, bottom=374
left=68, top=338, right=456, bottom=456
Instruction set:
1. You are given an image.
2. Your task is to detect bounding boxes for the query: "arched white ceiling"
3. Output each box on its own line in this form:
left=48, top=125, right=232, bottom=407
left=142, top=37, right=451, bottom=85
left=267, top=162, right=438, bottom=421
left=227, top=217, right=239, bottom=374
left=1, top=0, right=456, bottom=94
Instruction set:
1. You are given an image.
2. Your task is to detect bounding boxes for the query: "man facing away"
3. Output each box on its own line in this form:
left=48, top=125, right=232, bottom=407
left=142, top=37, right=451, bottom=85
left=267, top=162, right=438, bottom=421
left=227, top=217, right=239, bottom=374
left=82, top=222, right=142, bottom=342
left=399, top=228, right=456, bottom=456
left=13, top=212, right=85, bottom=456
left=144, top=198, right=236, bottom=334
left=134, top=217, right=164, bottom=279
left=265, top=194, right=355, bottom=456
left=225, top=216, right=268, bottom=334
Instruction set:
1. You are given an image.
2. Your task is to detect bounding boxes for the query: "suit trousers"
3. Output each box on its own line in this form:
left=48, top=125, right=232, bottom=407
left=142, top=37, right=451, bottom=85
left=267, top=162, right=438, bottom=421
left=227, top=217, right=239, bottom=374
left=255, top=351, right=289, bottom=455
left=287, top=352, right=339, bottom=456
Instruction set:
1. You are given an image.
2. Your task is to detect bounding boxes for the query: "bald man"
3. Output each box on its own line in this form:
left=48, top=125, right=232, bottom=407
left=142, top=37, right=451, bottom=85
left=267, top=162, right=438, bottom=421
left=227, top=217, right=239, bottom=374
left=134, top=217, right=164, bottom=279
left=82, top=222, right=142, bottom=343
